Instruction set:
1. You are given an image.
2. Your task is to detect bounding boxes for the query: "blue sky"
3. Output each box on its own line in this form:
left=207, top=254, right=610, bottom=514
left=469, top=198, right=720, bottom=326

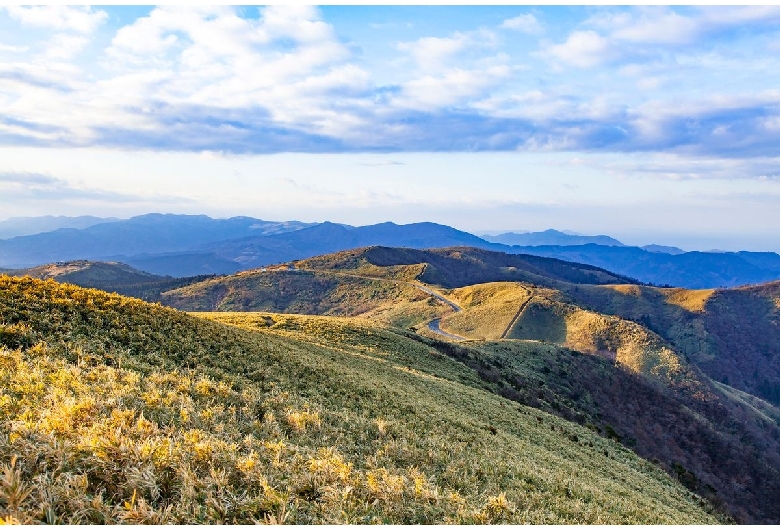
left=1, top=5, right=780, bottom=251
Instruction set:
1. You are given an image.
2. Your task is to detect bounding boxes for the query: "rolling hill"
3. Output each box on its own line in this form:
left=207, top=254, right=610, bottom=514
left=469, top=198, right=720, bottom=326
left=3, top=260, right=214, bottom=302
left=0, top=276, right=723, bottom=524
left=296, top=246, right=637, bottom=287
left=161, top=247, right=637, bottom=328
left=554, top=281, right=780, bottom=407
left=159, top=245, right=780, bottom=522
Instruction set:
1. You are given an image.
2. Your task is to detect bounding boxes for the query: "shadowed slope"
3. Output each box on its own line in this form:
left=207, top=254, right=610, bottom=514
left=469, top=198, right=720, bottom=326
left=434, top=338, right=780, bottom=524
left=558, top=281, right=780, bottom=406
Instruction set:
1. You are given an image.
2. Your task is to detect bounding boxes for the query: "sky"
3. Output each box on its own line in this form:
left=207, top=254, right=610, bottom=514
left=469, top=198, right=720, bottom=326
left=1, top=5, right=780, bottom=251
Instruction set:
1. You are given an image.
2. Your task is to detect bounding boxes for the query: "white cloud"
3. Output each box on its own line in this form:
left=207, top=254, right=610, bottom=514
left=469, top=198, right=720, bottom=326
left=398, top=34, right=470, bottom=71
left=587, top=6, right=780, bottom=49
left=472, top=90, right=576, bottom=121
left=595, top=153, right=780, bottom=181
left=545, top=31, right=613, bottom=68
left=699, top=6, right=780, bottom=28
left=0, top=5, right=374, bottom=144
left=610, top=10, right=699, bottom=45
left=397, top=29, right=495, bottom=72
left=45, top=34, right=89, bottom=60
left=3, top=6, right=107, bottom=34
left=501, top=14, right=543, bottom=34
left=587, top=8, right=698, bottom=46
left=105, top=5, right=359, bottom=120
left=391, top=66, right=510, bottom=111
left=0, top=43, right=28, bottom=53
left=636, top=77, right=662, bottom=90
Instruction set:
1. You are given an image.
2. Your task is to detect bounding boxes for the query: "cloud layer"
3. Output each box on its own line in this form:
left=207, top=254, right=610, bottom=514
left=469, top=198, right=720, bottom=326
left=1, top=5, right=780, bottom=169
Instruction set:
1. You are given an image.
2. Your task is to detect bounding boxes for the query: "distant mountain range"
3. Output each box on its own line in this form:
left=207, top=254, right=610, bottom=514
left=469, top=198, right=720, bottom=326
left=482, top=229, right=625, bottom=247
left=1, top=213, right=779, bottom=288
left=0, top=215, right=118, bottom=239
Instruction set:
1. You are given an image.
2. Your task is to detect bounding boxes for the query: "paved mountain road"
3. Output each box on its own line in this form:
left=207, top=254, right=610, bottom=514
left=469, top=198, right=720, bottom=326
left=296, top=267, right=468, bottom=340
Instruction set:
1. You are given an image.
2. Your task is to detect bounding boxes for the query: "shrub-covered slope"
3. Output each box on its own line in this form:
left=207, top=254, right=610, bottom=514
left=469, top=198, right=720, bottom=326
left=161, top=269, right=448, bottom=329
left=297, top=246, right=638, bottom=287
left=0, top=276, right=721, bottom=524
left=5, top=260, right=214, bottom=302
left=423, top=338, right=780, bottom=524
left=557, top=281, right=780, bottom=406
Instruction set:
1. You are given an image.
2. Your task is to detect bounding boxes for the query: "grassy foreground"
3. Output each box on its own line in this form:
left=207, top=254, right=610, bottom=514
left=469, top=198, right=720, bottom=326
left=0, top=276, right=721, bottom=523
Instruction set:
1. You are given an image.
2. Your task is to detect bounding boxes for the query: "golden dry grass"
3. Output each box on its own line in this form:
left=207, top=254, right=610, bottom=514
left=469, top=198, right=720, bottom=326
left=662, top=288, right=716, bottom=313
left=0, top=276, right=721, bottom=524
left=440, top=282, right=532, bottom=340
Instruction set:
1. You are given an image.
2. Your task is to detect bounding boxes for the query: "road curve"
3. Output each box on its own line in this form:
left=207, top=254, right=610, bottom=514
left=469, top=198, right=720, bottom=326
left=295, top=267, right=466, bottom=340
left=427, top=318, right=466, bottom=341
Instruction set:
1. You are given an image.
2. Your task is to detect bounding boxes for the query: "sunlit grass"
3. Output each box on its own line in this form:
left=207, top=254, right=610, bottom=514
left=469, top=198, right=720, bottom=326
left=0, top=276, right=722, bottom=523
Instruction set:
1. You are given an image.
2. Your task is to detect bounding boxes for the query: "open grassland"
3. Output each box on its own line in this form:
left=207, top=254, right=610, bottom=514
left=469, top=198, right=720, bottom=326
left=162, top=269, right=449, bottom=329
left=498, top=292, right=696, bottom=390
left=439, top=282, right=533, bottom=340
left=0, top=276, right=721, bottom=524
left=457, top=339, right=780, bottom=523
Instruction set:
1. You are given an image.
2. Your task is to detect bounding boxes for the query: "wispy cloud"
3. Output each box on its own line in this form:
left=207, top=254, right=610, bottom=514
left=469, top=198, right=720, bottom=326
left=0, top=171, right=190, bottom=203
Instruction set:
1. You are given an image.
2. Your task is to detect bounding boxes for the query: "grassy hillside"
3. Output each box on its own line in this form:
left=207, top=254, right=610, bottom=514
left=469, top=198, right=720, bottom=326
left=0, top=275, right=721, bottom=524
left=162, top=269, right=450, bottom=329
left=164, top=246, right=780, bottom=405
left=438, top=282, right=533, bottom=340
left=8, top=260, right=162, bottom=283
left=161, top=245, right=641, bottom=334
left=507, top=295, right=693, bottom=387
left=296, top=246, right=638, bottom=287
left=432, top=338, right=780, bottom=523
left=6, top=260, right=214, bottom=302
left=557, top=281, right=780, bottom=406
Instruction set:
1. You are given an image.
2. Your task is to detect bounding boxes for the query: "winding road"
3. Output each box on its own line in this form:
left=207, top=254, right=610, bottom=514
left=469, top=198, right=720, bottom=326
left=296, top=267, right=468, bottom=340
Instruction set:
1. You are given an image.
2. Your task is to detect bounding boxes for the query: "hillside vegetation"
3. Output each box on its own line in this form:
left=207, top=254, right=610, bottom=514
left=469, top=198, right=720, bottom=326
left=6, top=260, right=214, bottom=302
left=159, top=246, right=780, bottom=522
left=439, top=283, right=533, bottom=340
left=0, top=275, right=724, bottom=524
left=162, top=246, right=780, bottom=409
left=162, top=246, right=639, bottom=328
left=162, top=269, right=449, bottom=329
left=558, top=281, right=780, bottom=406
left=297, top=246, right=637, bottom=287
left=444, top=339, right=780, bottom=523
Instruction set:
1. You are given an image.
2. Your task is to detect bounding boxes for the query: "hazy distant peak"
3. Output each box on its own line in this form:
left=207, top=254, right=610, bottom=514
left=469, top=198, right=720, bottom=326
left=483, top=229, right=625, bottom=247
left=0, top=215, right=119, bottom=240
left=642, top=244, right=685, bottom=255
